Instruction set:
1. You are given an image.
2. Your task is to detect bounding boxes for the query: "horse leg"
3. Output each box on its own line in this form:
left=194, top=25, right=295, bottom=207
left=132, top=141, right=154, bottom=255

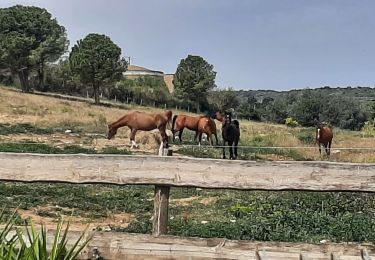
left=159, top=126, right=169, bottom=148
left=178, top=128, right=184, bottom=143
left=172, top=128, right=176, bottom=142
left=214, top=133, right=219, bottom=146
left=208, top=133, right=214, bottom=146
left=198, top=132, right=203, bottom=146
left=222, top=140, right=226, bottom=159
left=318, top=142, right=322, bottom=159
left=324, top=143, right=329, bottom=158
left=228, top=140, right=234, bottom=159
left=327, top=141, right=332, bottom=157
left=130, top=129, right=138, bottom=149
left=234, top=139, right=239, bottom=160
left=193, top=131, right=198, bottom=142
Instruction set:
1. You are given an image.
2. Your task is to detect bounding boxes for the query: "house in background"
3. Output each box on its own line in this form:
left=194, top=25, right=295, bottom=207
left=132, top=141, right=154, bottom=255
left=123, top=65, right=174, bottom=93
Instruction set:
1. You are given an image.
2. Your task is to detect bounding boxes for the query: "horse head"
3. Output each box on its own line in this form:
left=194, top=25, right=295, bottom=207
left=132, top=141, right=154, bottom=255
left=213, top=111, right=225, bottom=122
left=107, top=124, right=117, bottom=140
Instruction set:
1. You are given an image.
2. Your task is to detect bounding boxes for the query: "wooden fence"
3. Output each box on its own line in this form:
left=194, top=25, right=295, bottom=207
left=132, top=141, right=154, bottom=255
left=1, top=152, right=375, bottom=259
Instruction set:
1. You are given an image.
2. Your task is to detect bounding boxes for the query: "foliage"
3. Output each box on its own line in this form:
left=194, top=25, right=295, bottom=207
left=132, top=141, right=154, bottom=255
left=0, top=5, right=67, bottom=92
left=110, top=77, right=171, bottom=106
left=285, top=117, right=298, bottom=128
left=0, top=183, right=152, bottom=220
left=101, top=146, right=132, bottom=154
left=361, top=121, right=375, bottom=137
left=69, top=33, right=127, bottom=104
left=297, top=128, right=316, bottom=144
left=173, top=55, right=216, bottom=112
left=2, top=182, right=375, bottom=244
left=291, top=90, right=322, bottom=126
left=236, top=87, right=371, bottom=130
left=0, top=143, right=96, bottom=154
left=0, top=123, right=54, bottom=135
left=0, top=210, right=91, bottom=260
left=207, top=87, right=239, bottom=111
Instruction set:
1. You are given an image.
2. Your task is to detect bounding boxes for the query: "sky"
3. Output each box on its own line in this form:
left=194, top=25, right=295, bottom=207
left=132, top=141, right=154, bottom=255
left=1, top=0, right=375, bottom=91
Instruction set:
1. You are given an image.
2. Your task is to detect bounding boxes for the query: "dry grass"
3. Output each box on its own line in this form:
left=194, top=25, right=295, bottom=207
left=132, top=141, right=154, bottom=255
left=0, top=87, right=183, bottom=153
left=1, top=86, right=375, bottom=162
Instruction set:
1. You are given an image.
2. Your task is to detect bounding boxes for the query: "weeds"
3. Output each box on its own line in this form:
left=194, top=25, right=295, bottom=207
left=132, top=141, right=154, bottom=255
left=0, top=123, right=53, bottom=135
left=0, top=210, right=91, bottom=259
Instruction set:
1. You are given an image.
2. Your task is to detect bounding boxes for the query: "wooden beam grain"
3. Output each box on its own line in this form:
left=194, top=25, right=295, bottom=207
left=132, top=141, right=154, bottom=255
left=152, top=185, right=170, bottom=236
left=1, top=153, right=375, bottom=192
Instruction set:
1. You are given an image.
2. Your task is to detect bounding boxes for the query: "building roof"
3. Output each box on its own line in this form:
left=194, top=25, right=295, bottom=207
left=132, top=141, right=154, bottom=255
left=127, top=65, right=163, bottom=74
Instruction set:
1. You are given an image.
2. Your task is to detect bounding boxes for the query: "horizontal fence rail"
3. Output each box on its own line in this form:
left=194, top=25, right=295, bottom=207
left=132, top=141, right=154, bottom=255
left=1, top=152, right=375, bottom=192
left=179, top=144, right=375, bottom=150
left=2, top=152, right=375, bottom=259
left=12, top=230, right=374, bottom=260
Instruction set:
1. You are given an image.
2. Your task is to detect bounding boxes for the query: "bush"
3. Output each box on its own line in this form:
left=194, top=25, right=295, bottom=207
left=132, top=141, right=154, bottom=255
left=297, top=128, right=316, bottom=144
left=0, top=209, right=91, bottom=259
left=285, top=117, right=298, bottom=128
left=361, top=121, right=375, bottom=137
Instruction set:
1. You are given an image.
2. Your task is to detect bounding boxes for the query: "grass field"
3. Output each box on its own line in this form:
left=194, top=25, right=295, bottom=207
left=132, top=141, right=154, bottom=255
left=1, top=85, right=375, bottom=244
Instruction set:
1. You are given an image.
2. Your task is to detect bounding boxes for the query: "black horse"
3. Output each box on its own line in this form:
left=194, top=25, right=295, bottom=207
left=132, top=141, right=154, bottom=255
left=219, top=111, right=240, bottom=160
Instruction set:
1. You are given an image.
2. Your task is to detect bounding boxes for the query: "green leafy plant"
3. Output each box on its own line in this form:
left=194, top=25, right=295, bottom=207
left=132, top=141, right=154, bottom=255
left=17, top=219, right=91, bottom=260
left=361, top=121, right=375, bottom=137
left=285, top=117, right=298, bottom=128
left=0, top=208, right=92, bottom=260
left=297, top=128, right=316, bottom=144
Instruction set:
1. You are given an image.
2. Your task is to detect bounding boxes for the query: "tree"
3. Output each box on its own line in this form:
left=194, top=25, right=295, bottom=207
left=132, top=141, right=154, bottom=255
left=292, top=90, right=323, bottom=126
left=32, top=24, right=69, bottom=91
left=0, top=5, right=67, bottom=92
left=207, top=87, right=239, bottom=111
left=69, top=33, right=127, bottom=104
left=173, top=55, right=216, bottom=113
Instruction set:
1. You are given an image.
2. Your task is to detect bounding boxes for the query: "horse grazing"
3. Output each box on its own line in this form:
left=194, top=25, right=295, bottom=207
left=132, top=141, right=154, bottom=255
left=214, top=111, right=240, bottom=159
left=172, top=114, right=205, bottom=142
left=197, top=116, right=219, bottom=146
left=107, top=110, right=172, bottom=148
left=316, top=124, right=333, bottom=157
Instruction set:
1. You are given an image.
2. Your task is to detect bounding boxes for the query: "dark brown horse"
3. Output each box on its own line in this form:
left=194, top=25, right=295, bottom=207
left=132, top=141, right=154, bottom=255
left=172, top=114, right=205, bottom=142
left=107, top=110, right=172, bottom=148
left=197, top=116, right=219, bottom=146
left=316, top=124, right=333, bottom=157
left=214, top=111, right=240, bottom=159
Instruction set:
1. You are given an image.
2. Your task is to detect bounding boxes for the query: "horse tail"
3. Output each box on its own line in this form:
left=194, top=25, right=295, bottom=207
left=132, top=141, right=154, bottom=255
left=172, top=115, right=178, bottom=133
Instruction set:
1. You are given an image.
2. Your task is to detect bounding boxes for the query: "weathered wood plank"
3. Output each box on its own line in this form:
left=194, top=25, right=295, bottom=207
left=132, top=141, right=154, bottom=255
left=1, top=153, right=375, bottom=192
left=7, top=229, right=374, bottom=259
left=152, top=185, right=170, bottom=236
left=78, top=232, right=375, bottom=260
left=362, top=248, right=372, bottom=260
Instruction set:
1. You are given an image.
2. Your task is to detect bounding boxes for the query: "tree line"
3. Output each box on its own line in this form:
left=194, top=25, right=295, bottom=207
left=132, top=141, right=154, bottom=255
left=0, top=5, right=217, bottom=110
left=1, top=5, right=374, bottom=131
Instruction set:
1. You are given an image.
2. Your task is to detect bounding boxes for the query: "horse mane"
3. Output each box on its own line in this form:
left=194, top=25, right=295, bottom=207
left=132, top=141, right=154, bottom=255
left=108, top=114, right=128, bottom=128
left=317, top=122, right=332, bottom=129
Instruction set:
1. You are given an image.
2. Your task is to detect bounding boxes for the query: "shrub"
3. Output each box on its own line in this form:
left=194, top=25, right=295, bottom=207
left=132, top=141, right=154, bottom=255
left=297, top=128, right=316, bottom=144
left=361, top=121, right=375, bottom=137
left=285, top=117, right=298, bottom=128
left=0, top=208, right=91, bottom=259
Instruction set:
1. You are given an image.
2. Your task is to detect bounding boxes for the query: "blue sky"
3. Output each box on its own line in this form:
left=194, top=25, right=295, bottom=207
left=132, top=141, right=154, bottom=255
left=1, top=0, right=375, bottom=90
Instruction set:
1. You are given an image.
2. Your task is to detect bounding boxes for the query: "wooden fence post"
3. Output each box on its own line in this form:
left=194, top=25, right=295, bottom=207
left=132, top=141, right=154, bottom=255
left=152, top=185, right=170, bottom=236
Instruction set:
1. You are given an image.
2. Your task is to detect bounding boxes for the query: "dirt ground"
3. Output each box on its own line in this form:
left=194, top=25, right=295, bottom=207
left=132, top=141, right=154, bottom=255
left=17, top=206, right=134, bottom=232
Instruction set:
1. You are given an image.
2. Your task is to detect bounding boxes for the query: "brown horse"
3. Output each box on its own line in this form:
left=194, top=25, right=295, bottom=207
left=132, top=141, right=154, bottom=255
left=172, top=114, right=205, bottom=142
left=197, top=116, right=219, bottom=146
left=316, top=124, right=333, bottom=157
left=107, top=110, right=172, bottom=148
